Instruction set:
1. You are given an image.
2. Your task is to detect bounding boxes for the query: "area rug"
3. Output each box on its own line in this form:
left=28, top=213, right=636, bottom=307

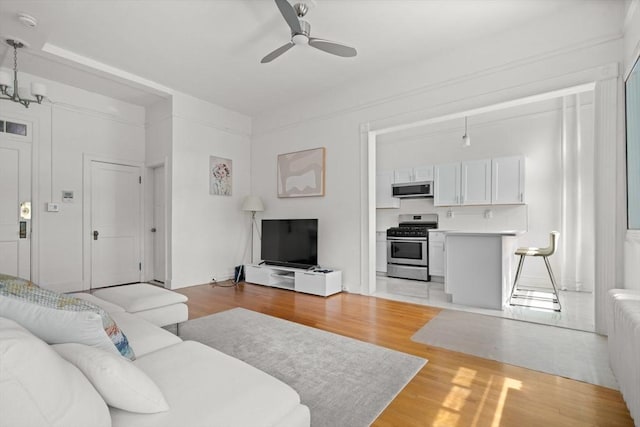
left=179, top=308, right=426, bottom=427
left=411, top=310, right=618, bottom=389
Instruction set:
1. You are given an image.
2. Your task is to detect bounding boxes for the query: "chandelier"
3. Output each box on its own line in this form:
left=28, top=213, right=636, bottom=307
left=0, top=39, right=47, bottom=108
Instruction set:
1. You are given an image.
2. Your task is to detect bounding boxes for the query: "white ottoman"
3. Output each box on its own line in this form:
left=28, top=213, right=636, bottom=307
left=93, top=283, right=188, bottom=328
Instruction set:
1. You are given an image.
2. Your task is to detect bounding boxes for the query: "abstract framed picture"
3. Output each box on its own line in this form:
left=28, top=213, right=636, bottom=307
left=210, top=156, right=232, bottom=196
left=277, top=147, right=325, bottom=198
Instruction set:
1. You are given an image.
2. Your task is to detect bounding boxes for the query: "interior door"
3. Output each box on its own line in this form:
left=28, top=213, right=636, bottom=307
left=90, top=161, right=141, bottom=289
left=153, top=165, right=165, bottom=283
left=0, top=140, right=31, bottom=279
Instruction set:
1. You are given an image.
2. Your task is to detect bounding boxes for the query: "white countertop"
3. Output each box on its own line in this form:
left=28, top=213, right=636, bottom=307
left=443, top=230, right=525, bottom=237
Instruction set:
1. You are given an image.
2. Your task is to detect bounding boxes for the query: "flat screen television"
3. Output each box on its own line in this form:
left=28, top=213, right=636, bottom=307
left=261, top=219, right=318, bottom=269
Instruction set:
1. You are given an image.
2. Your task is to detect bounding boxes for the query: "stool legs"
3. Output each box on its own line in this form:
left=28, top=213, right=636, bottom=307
left=508, top=255, right=526, bottom=304
left=509, top=254, right=561, bottom=311
left=543, top=256, right=562, bottom=311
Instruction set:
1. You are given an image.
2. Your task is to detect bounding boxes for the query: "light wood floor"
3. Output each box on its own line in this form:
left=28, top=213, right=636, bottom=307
left=176, top=282, right=633, bottom=427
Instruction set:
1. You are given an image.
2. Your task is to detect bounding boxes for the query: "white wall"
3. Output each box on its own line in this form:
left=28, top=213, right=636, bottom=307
left=144, top=98, right=173, bottom=285
left=169, top=93, right=252, bottom=289
left=376, top=98, right=595, bottom=291
left=251, top=2, right=623, bottom=294
left=624, top=0, right=640, bottom=290
left=0, top=70, right=146, bottom=292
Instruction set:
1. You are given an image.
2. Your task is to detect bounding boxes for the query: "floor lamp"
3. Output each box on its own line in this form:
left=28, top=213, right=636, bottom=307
left=241, top=195, right=264, bottom=266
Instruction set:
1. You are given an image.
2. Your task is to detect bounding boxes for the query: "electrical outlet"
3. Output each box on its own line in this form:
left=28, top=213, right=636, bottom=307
left=46, top=202, right=60, bottom=212
left=484, top=209, right=493, bottom=219
left=446, top=209, right=454, bottom=218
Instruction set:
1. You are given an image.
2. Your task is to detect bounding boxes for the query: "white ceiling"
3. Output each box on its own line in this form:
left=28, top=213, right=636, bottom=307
left=0, top=0, right=602, bottom=115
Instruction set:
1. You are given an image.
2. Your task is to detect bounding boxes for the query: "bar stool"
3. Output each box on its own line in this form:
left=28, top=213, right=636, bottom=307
left=508, top=231, right=561, bottom=311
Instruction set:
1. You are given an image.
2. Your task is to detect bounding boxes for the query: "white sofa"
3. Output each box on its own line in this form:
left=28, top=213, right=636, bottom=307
left=0, top=293, right=310, bottom=427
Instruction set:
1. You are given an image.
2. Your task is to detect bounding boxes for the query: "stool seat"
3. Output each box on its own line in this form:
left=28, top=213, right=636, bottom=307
left=93, top=283, right=188, bottom=327
left=515, top=247, right=553, bottom=257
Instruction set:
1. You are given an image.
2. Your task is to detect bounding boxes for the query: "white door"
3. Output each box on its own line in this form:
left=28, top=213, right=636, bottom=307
left=461, top=159, right=492, bottom=205
left=153, top=166, right=165, bottom=283
left=434, top=163, right=461, bottom=206
left=492, top=156, right=526, bottom=204
left=90, top=161, right=142, bottom=289
left=0, top=140, right=31, bottom=279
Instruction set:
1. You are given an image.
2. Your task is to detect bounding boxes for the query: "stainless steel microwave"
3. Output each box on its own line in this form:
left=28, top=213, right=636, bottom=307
left=392, top=181, right=434, bottom=198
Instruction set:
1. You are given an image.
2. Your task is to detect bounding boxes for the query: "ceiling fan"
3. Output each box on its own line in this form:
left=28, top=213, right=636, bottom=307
left=261, top=0, right=357, bottom=63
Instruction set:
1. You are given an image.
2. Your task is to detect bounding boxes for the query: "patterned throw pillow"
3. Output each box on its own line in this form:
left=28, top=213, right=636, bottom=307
left=0, top=274, right=135, bottom=360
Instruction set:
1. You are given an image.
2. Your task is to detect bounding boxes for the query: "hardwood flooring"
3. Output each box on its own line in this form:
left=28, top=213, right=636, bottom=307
left=176, top=282, right=633, bottom=427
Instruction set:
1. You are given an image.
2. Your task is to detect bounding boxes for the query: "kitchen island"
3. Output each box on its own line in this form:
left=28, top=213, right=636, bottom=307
left=444, top=231, right=524, bottom=310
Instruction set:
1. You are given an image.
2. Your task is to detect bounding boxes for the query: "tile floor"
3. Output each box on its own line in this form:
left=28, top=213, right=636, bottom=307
left=374, top=275, right=595, bottom=332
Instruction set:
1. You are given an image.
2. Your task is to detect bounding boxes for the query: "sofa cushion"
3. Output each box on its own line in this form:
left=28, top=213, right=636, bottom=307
left=54, top=342, right=169, bottom=414
left=110, top=340, right=306, bottom=427
left=0, top=317, right=111, bottom=427
left=110, top=311, right=182, bottom=357
left=134, top=302, right=189, bottom=327
left=68, top=292, right=126, bottom=314
left=0, top=275, right=134, bottom=359
left=93, top=283, right=188, bottom=312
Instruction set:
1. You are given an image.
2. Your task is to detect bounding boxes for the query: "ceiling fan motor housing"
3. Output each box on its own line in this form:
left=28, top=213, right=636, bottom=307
left=292, top=20, right=311, bottom=45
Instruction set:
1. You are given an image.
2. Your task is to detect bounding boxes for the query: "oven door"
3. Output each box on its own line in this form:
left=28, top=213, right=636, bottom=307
left=387, top=238, right=428, bottom=266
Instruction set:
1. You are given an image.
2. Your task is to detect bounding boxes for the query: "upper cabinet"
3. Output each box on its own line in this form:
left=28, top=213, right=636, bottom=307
left=461, top=159, right=492, bottom=205
left=379, top=157, right=525, bottom=208
left=492, top=156, right=525, bottom=205
left=434, top=163, right=461, bottom=206
left=376, top=170, right=400, bottom=208
left=434, top=156, right=525, bottom=206
left=393, top=165, right=434, bottom=183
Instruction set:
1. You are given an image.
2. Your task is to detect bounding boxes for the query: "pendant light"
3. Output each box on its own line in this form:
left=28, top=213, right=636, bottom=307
left=462, top=116, right=471, bottom=147
left=0, top=39, right=47, bottom=108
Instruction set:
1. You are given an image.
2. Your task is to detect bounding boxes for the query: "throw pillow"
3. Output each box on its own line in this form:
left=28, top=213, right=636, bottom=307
left=0, top=317, right=111, bottom=427
left=0, top=274, right=135, bottom=359
left=54, top=342, right=170, bottom=414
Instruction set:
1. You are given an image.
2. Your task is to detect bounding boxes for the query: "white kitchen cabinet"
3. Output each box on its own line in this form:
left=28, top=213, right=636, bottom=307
left=393, top=165, right=434, bottom=183
left=393, top=168, right=413, bottom=184
left=461, top=159, right=492, bottom=205
left=376, top=170, right=400, bottom=208
left=413, top=165, right=434, bottom=182
left=492, top=156, right=525, bottom=204
left=376, top=232, right=387, bottom=273
left=434, top=163, right=461, bottom=206
left=428, top=231, right=445, bottom=277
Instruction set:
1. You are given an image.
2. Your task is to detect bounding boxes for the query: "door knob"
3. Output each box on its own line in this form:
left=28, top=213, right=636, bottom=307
left=93, top=230, right=99, bottom=241
left=151, top=227, right=157, bottom=233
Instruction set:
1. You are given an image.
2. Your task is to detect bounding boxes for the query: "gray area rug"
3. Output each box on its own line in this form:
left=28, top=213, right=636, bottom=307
left=412, top=310, right=617, bottom=389
left=179, top=308, right=426, bottom=427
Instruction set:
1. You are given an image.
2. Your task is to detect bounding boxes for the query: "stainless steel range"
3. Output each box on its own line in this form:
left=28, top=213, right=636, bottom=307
left=387, top=214, right=438, bottom=281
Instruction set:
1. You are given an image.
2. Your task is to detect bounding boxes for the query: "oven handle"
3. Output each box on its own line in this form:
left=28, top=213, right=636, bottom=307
left=387, top=237, right=428, bottom=241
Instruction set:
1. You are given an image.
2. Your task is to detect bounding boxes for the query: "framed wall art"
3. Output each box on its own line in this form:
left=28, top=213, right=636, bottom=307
left=277, top=147, right=325, bottom=198
left=210, top=156, right=232, bottom=196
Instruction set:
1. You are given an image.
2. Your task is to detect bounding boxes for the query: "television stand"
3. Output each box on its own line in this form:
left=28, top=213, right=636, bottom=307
left=244, top=264, right=342, bottom=297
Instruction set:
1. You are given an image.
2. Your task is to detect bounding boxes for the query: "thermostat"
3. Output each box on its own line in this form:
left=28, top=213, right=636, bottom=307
left=62, top=190, right=74, bottom=202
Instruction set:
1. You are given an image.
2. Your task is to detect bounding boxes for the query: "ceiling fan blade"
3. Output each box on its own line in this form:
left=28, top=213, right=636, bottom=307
left=308, top=38, right=357, bottom=58
left=274, top=0, right=302, bottom=34
left=261, top=42, right=295, bottom=63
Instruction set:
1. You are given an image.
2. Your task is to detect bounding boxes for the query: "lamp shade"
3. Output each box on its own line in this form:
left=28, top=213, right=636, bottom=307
left=241, top=195, right=264, bottom=212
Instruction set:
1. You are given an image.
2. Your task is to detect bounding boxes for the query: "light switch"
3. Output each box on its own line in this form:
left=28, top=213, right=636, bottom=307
left=47, top=202, right=60, bottom=212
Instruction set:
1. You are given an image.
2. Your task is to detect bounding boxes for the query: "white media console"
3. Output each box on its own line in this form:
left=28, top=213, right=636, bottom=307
left=244, top=264, right=342, bottom=297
